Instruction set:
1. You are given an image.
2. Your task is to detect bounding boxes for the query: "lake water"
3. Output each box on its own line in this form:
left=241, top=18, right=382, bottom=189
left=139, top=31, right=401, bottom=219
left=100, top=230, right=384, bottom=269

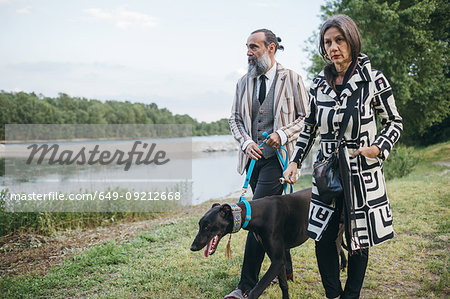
left=190, top=135, right=316, bottom=204
left=1, top=135, right=317, bottom=206
left=191, top=150, right=243, bottom=205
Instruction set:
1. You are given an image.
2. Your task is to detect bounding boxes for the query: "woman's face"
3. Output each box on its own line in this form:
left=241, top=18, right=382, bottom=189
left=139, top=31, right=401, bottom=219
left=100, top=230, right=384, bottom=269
left=324, top=27, right=352, bottom=70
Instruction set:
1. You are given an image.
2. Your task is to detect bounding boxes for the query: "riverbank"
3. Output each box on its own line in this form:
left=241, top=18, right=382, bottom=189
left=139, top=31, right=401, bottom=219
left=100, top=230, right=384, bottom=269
left=0, top=142, right=448, bottom=298
left=192, top=135, right=238, bottom=154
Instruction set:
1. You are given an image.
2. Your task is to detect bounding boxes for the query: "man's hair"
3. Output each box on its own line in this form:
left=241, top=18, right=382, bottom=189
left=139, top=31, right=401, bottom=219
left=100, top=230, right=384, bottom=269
left=318, top=14, right=361, bottom=60
left=251, top=29, right=284, bottom=53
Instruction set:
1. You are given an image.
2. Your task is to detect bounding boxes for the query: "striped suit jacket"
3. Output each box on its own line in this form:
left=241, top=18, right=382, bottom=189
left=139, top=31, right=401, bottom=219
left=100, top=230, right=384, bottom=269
left=229, top=63, right=309, bottom=174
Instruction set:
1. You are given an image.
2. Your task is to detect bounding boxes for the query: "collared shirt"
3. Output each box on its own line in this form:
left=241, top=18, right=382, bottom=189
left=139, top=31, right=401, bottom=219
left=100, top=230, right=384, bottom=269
left=255, top=62, right=277, bottom=98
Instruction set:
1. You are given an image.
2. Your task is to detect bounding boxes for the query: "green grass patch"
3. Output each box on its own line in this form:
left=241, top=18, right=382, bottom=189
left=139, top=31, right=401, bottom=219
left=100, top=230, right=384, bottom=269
left=0, top=187, right=164, bottom=237
left=1, top=142, right=449, bottom=298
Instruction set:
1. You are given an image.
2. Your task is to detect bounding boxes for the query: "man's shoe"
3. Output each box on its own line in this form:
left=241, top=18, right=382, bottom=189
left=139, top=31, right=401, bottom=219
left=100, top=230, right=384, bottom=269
left=223, top=288, right=249, bottom=299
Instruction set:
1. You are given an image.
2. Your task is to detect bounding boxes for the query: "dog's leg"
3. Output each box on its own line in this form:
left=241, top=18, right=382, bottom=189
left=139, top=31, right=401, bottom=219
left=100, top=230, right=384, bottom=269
left=248, top=236, right=286, bottom=299
left=336, top=222, right=347, bottom=270
left=247, top=260, right=283, bottom=299
left=278, top=263, right=289, bottom=299
left=340, top=248, right=347, bottom=270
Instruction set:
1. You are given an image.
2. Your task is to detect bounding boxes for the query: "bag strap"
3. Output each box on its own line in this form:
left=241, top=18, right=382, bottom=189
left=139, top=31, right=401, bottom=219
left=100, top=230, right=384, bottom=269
left=337, top=93, right=358, bottom=142
left=336, top=63, right=360, bottom=144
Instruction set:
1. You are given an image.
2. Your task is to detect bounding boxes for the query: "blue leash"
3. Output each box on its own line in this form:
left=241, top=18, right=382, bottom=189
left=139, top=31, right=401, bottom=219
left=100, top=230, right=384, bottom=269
left=239, top=132, right=293, bottom=228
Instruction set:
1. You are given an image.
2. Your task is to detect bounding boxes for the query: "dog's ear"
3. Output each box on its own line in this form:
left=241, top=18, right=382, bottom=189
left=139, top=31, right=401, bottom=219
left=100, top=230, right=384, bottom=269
left=219, top=204, right=232, bottom=217
left=211, top=203, right=220, bottom=208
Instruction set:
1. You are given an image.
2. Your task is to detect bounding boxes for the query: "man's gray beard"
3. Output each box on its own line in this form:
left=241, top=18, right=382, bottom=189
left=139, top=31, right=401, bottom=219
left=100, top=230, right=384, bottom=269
left=248, top=51, right=271, bottom=77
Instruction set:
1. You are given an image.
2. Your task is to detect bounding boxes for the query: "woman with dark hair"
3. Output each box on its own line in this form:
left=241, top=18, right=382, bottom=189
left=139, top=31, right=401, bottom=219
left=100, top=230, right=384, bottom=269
left=284, top=14, right=403, bottom=298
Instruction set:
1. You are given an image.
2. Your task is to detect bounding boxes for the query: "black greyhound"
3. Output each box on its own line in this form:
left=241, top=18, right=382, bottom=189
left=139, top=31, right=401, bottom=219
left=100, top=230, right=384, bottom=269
left=190, top=188, right=311, bottom=299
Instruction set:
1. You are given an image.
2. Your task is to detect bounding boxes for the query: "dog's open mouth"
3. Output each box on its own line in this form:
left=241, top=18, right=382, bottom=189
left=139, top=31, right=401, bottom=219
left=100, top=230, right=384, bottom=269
left=204, top=235, right=221, bottom=257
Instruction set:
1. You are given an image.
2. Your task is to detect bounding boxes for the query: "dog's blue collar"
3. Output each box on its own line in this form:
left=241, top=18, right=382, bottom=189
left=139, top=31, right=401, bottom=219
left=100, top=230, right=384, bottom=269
left=239, top=196, right=251, bottom=228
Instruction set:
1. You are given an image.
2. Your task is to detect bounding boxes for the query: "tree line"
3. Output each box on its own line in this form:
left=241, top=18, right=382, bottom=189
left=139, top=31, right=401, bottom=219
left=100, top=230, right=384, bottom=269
left=0, top=91, right=231, bottom=140
left=2, top=0, right=448, bottom=146
left=307, top=0, right=449, bottom=145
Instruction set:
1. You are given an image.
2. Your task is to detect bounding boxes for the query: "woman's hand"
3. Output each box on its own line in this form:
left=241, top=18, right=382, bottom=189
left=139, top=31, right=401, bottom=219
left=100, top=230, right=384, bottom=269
left=283, top=162, right=299, bottom=184
left=352, top=145, right=380, bottom=159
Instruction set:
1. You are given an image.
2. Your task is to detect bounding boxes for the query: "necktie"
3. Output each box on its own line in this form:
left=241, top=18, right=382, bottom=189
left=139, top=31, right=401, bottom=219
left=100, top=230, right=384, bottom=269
left=258, top=75, right=267, bottom=105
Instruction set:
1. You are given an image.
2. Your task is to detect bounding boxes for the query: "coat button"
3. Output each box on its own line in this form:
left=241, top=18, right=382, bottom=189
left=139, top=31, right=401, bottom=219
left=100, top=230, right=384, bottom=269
left=260, top=110, right=264, bottom=114
left=333, top=105, right=340, bottom=110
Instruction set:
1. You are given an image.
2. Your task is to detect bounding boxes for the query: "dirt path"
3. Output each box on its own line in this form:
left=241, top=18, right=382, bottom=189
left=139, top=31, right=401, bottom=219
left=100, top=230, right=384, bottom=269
left=0, top=218, right=159, bottom=277
left=434, top=161, right=450, bottom=175
left=0, top=201, right=216, bottom=278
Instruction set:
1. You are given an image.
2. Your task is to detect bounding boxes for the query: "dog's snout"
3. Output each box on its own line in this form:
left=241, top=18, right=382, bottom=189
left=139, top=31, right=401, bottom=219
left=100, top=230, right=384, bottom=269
left=190, top=243, right=198, bottom=251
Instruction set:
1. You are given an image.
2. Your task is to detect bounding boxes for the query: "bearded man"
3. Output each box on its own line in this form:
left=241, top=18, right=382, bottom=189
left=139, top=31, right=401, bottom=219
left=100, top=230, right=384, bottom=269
left=226, top=29, right=309, bottom=299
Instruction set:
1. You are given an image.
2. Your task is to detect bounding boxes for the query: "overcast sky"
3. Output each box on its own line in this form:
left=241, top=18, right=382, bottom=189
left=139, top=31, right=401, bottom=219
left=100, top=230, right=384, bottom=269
left=1, top=0, right=326, bottom=122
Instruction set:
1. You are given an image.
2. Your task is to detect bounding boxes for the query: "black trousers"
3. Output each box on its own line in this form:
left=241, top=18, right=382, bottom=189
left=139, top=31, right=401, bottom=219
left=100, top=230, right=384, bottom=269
left=237, top=155, right=293, bottom=291
left=316, top=195, right=369, bottom=299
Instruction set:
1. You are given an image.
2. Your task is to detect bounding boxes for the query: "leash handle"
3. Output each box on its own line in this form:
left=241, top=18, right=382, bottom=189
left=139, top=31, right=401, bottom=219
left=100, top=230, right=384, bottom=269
left=241, top=131, right=292, bottom=214
left=239, top=132, right=291, bottom=230
left=262, top=132, right=293, bottom=194
left=242, top=135, right=269, bottom=190
left=261, top=131, right=289, bottom=170
left=275, top=144, right=293, bottom=194
left=242, top=132, right=293, bottom=194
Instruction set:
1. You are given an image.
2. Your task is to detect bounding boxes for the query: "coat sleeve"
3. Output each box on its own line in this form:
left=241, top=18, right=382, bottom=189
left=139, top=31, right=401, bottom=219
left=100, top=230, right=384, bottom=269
left=371, top=71, right=403, bottom=160
left=229, top=79, right=252, bottom=151
left=291, top=87, right=318, bottom=167
left=278, top=71, right=310, bottom=143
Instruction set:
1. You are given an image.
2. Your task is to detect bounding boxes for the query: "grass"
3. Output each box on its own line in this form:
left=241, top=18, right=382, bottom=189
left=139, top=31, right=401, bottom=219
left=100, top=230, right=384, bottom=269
left=0, top=187, right=170, bottom=236
left=0, top=141, right=449, bottom=298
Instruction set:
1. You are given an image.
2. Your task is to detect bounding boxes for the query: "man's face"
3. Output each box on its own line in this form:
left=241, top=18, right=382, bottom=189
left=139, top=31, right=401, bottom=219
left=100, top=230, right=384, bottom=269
left=247, top=32, right=268, bottom=60
left=246, top=32, right=274, bottom=77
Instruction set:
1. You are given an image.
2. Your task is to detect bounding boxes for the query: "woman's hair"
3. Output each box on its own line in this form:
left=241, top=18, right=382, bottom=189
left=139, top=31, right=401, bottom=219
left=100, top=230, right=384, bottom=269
left=251, top=28, right=284, bottom=53
left=319, top=15, right=362, bottom=89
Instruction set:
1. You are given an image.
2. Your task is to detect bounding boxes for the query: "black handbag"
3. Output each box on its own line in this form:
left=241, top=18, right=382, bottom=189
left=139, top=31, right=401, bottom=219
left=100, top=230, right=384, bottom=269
left=313, top=90, right=358, bottom=205
left=313, top=147, right=342, bottom=205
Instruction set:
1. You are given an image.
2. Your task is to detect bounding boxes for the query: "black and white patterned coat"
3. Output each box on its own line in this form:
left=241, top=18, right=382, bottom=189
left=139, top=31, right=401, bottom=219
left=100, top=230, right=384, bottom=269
left=292, top=55, right=403, bottom=250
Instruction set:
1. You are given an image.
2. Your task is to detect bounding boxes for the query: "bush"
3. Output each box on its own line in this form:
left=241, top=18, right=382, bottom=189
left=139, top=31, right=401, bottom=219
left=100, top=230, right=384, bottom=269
left=383, top=145, right=421, bottom=181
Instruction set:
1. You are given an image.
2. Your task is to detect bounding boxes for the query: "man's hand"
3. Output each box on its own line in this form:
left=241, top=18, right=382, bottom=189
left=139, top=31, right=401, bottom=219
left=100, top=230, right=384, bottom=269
left=265, top=132, right=281, bottom=149
left=245, top=142, right=263, bottom=160
left=351, top=145, right=380, bottom=159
